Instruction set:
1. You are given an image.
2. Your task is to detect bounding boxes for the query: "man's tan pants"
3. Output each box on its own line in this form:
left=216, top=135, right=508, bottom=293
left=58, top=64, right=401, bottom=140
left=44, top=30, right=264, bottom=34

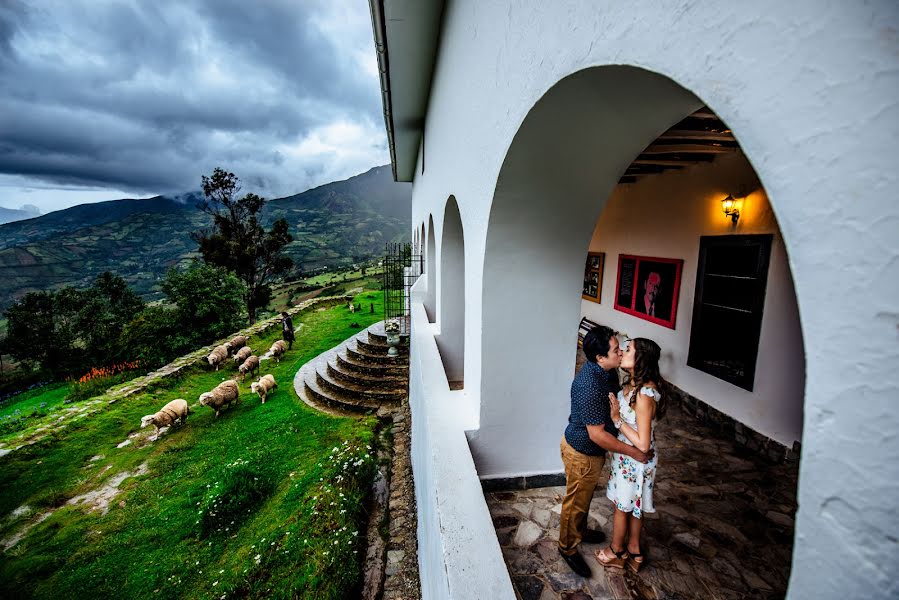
left=558, top=436, right=605, bottom=555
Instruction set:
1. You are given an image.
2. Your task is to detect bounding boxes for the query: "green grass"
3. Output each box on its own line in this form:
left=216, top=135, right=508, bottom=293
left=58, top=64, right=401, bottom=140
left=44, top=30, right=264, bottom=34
left=302, top=266, right=383, bottom=287
left=0, top=289, right=386, bottom=599
left=0, top=383, right=70, bottom=420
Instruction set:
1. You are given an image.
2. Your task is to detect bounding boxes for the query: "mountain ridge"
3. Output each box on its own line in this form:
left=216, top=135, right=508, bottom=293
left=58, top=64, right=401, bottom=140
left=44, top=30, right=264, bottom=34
left=0, top=165, right=410, bottom=309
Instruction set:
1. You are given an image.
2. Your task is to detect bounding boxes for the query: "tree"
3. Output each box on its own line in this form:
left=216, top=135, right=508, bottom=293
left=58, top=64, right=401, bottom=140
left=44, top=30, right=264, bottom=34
left=2, top=273, right=144, bottom=377
left=3, top=291, right=70, bottom=375
left=75, top=272, right=145, bottom=364
left=161, top=263, right=247, bottom=343
left=192, top=168, right=293, bottom=323
left=122, top=264, right=247, bottom=369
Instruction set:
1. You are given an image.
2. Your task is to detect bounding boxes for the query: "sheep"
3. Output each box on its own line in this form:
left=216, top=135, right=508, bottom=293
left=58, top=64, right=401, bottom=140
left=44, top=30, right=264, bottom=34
left=198, top=380, right=240, bottom=417
left=232, top=346, right=253, bottom=365
left=269, top=339, right=288, bottom=363
left=250, top=374, right=278, bottom=404
left=238, top=355, right=260, bottom=381
left=207, top=345, right=229, bottom=370
left=140, top=399, right=190, bottom=434
left=224, top=335, right=249, bottom=354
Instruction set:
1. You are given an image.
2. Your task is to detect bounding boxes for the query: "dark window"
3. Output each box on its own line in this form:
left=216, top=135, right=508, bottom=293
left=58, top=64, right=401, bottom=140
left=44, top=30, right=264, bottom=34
left=687, top=234, right=773, bottom=391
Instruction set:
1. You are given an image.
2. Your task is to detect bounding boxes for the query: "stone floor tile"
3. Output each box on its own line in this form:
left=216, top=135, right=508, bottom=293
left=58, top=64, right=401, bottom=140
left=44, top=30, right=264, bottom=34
left=513, top=575, right=549, bottom=600
left=514, top=520, right=545, bottom=547
left=546, top=570, right=588, bottom=594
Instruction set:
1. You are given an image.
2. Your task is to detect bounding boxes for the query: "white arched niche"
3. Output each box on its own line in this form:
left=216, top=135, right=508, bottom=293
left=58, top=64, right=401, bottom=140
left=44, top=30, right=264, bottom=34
left=424, top=214, right=437, bottom=322
left=436, top=196, right=465, bottom=385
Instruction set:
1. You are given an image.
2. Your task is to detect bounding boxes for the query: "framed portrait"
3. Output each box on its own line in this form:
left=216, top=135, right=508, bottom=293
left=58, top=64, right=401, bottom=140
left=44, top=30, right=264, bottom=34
left=581, top=252, right=605, bottom=303
left=613, top=254, right=684, bottom=329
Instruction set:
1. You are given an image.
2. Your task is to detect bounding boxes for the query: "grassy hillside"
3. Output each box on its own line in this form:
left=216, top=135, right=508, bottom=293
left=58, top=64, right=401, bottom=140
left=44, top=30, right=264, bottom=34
left=0, top=166, right=410, bottom=309
left=0, top=291, right=385, bottom=599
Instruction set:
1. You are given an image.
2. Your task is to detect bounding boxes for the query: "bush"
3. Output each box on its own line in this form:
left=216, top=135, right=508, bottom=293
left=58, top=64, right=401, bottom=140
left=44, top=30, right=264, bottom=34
left=65, top=362, right=142, bottom=403
left=196, top=459, right=276, bottom=539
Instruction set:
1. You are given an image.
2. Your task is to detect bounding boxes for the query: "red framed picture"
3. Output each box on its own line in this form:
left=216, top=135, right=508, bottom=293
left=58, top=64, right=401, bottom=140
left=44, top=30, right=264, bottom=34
left=613, top=254, right=684, bottom=329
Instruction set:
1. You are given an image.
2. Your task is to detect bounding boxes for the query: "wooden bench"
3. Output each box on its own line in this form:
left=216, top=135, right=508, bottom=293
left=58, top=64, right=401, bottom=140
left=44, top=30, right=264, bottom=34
left=577, top=316, right=601, bottom=348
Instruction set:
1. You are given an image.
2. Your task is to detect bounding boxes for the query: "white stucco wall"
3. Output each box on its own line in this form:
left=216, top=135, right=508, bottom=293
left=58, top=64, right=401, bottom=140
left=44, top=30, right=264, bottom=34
left=581, top=152, right=805, bottom=447
left=403, top=1, right=899, bottom=598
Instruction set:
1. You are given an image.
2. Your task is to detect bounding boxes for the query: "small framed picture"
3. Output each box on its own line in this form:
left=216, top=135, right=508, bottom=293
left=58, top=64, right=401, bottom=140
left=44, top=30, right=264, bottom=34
left=582, top=252, right=605, bottom=303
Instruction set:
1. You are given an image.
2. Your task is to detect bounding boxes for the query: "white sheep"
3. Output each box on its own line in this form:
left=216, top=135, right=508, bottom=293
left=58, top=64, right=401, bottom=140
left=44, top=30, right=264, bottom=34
left=238, top=355, right=260, bottom=381
left=207, top=345, right=229, bottom=370
left=140, top=399, right=190, bottom=434
left=250, top=374, right=278, bottom=404
left=224, top=335, right=249, bottom=354
left=198, top=380, right=240, bottom=417
left=269, top=340, right=288, bottom=363
left=232, top=346, right=253, bottom=365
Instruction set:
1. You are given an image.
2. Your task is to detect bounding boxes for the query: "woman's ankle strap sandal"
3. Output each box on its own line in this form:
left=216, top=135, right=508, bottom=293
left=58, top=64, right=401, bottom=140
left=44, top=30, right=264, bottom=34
left=626, top=551, right=645, bottom=573
left=595, top=545, right=628, bottom=569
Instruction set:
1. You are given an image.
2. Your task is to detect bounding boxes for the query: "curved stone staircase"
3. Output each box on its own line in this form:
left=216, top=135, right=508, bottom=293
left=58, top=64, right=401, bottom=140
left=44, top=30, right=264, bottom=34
left=294, top=321, right=409, bottom=417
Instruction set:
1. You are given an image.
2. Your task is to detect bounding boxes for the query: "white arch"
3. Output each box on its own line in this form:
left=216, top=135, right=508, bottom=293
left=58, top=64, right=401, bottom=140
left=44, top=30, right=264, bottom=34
left=436, top=196, right=465, bottom=384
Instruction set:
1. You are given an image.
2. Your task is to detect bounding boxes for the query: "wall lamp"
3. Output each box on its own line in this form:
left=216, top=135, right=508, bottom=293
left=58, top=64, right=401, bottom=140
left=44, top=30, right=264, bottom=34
left=721, top=194, right=740, bottom=224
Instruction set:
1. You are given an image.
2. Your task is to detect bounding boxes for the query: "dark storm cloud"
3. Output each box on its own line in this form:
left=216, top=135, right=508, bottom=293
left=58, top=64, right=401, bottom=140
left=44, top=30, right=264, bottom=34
left=0, top=0, right=386, bottom=201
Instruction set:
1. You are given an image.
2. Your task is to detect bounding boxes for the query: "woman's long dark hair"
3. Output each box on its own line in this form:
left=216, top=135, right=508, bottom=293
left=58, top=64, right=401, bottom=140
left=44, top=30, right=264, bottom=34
left=627, top=337, right=666, bottom=418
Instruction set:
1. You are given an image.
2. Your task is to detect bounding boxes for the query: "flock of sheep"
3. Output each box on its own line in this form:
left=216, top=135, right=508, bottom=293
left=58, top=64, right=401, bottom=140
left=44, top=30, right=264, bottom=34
left=139, top=334, right=287, bottom=434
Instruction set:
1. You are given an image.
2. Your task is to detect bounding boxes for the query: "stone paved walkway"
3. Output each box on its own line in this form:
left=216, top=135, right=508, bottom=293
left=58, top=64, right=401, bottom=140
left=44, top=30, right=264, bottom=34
left=486, top=404, right=797, bottom=600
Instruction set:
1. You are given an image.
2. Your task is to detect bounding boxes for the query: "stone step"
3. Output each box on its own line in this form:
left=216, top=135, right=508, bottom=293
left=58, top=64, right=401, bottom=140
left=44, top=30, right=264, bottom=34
left=366, top=321, right=411, bottom=345
left=326, top=361, right=407, bottom=392
left=356, top=336, right=409, bottom=355
left=316, top=370, right=405, bottom=404
left=336, top=352, right=409, bottom=377
left=347, top=343, right=408, bottom=365
left=305, top=376, right=383, bottom=414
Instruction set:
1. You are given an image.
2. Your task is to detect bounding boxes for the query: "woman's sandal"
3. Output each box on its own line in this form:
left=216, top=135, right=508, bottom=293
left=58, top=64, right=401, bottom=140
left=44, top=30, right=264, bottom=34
left=626, top=551, right=645, bottom=573
left=595, top=545, right=628, bottom=569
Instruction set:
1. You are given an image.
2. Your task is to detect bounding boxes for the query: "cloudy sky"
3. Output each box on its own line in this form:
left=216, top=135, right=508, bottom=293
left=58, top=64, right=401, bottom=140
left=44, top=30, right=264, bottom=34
left=0, top=0, right=388, bottom=215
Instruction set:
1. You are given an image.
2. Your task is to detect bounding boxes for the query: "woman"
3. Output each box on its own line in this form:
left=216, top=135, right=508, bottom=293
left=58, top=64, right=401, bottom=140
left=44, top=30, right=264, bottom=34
left=596, top=337, right=665, bottom=572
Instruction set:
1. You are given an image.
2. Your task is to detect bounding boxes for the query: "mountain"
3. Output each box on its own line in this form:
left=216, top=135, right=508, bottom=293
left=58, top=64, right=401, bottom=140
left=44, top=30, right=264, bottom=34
left=0, top=166, right=410, bottom=310
left=0, top=205, right=41, bottom=225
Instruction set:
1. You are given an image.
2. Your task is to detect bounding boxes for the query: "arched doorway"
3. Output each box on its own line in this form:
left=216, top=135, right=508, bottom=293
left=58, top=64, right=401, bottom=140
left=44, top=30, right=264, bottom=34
left=472, top=65, right=806, bottom=595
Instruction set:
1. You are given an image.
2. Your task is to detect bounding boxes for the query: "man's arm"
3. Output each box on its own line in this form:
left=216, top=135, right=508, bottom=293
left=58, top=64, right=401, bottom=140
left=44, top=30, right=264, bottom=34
left=586, top=424, right=651, bottom=463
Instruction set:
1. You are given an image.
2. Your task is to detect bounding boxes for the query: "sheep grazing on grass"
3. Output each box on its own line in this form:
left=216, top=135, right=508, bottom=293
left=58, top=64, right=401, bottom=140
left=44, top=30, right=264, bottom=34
left=224, top=335, right=249, bottom=354
left=251, top=374, right=278, bottom=404
left=233, top=346, right=253, bottom=365
left=269, top=340, right=288, bottom=363
left=140, top=399, right=190, bottom=434
left=238, top=355, right=260, bottom=381
left=198, top=380, right=240, bottom=417
left=207, top=345, right=229, bottom=370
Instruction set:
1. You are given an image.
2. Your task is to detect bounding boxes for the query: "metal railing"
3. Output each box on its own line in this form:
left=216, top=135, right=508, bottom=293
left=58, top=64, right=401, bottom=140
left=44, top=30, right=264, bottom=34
left=382, top=242, right=422, bottom=335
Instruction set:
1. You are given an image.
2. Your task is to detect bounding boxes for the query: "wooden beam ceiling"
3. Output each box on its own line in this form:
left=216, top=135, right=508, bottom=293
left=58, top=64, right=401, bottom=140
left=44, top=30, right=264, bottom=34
left=618, top=107, right=740, bottom=184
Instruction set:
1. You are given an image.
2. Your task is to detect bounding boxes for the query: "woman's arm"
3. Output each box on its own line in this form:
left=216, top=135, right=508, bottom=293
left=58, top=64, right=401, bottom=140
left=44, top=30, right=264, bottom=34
left=616, top=391, right=656, bottom=452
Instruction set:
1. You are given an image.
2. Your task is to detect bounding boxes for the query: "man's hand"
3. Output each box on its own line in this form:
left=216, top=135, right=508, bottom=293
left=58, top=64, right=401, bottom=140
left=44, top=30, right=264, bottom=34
left=628, top=447, right=654, bottom=464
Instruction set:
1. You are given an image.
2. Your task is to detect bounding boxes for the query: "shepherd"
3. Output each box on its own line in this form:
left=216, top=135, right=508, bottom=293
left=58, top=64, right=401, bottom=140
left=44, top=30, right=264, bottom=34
left=281, top=311, right=295, bottom=350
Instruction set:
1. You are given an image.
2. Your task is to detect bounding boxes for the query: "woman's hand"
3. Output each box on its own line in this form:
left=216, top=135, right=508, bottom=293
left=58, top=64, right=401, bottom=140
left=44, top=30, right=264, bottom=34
left=608, top=392, right=620, bottom=423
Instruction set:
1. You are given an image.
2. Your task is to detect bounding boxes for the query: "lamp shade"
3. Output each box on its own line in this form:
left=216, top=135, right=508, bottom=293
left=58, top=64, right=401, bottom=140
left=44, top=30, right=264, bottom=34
left=722, top=195, right=736, bottom=213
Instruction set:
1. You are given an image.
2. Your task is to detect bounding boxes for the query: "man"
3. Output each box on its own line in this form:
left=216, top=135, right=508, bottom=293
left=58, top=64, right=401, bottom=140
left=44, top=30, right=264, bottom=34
left=643, top=271, right=661, bottom=316
left=281, top=311, right=295, bottom=350
left=559, top=325, right=652, bottom=577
